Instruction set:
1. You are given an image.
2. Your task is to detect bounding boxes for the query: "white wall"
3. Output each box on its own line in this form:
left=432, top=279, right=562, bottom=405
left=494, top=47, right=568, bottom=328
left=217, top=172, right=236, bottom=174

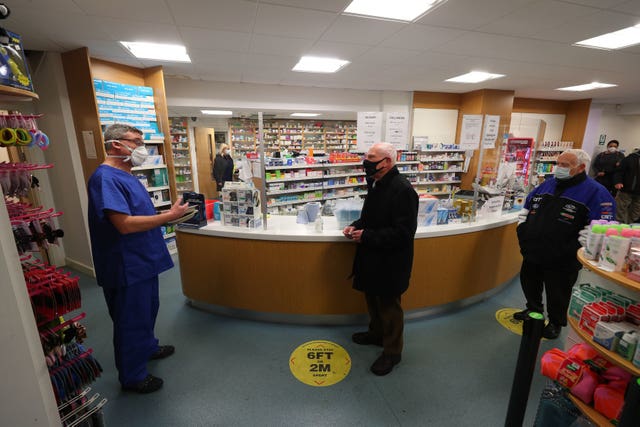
left=31, top=53, right=94, bottom=275
left=587, top=104, right=640, bottom=157
left=165, top=79, right=411, bottom=115
left=412, top=108, right=458, bottom=146
left=510, top=113, right=565, bottom=142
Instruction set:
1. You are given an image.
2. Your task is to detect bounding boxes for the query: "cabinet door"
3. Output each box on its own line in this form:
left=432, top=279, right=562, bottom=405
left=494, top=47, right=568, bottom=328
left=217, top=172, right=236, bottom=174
left=193, top=126, right=217, bottom=199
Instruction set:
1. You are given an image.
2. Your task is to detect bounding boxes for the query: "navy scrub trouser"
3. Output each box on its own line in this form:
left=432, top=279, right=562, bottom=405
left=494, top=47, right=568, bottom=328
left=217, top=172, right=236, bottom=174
left=519, top=260, right=579, bottom=327
left=103, top=276, right=160, bottom=386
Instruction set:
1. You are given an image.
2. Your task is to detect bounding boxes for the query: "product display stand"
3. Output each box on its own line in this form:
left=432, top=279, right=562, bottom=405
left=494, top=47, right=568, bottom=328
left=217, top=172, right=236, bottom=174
left=169, top=117, right=194, bottom=194
left=417, top=146, right=466, bottom=196
left=505, top=312, right=545, bottom=427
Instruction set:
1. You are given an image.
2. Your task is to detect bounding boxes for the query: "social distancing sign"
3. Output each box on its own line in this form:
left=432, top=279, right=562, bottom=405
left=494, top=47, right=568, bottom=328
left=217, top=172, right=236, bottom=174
left=495, top=308, right=525, bottom=336
left=289, top=340, right=351, bottom=387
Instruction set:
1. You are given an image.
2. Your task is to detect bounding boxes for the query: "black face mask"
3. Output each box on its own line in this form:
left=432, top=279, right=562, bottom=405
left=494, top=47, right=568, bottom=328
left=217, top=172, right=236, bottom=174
left=363, top=158, right=385, bottom=177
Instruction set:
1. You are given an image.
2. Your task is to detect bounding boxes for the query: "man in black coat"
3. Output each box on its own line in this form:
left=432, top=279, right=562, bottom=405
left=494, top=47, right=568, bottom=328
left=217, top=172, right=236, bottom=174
left=343, top=142, right=418, bottom=376
left=614, top=148, right=640, bottom=223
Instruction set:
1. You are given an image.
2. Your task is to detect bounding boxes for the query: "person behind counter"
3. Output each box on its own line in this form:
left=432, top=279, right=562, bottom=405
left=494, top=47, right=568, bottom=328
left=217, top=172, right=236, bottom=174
left=591, top=139, right=624, bottom=196
left=343, top=142, right=418, bottom=376
left=213, top=143, right=234, bottom=192
left=87, top=123, right=190, bottom=394
left=514, top=149, right=615, bottom=339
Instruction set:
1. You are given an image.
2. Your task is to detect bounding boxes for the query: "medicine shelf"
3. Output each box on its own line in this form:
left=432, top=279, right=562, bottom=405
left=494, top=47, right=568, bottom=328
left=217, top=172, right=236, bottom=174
left=421, top=149, right=466, bottom=152
left=324, top=172, right=365, bottom=179
left=416, top=180, right=461, bottom=185
left=146, top=185, right=170, bottom=192
left=323, top=182, right=366, bottom=190
left=265, top=175, right=324, bottom=184
left=420, top=158, right=465, bottom=162
left=265, top=164, right=322, bottom=171
left=577, top=249, right=640, bottom=294
left=268, top=198, right=323, bottom=207
left=567, top=395, right=612, bottom=427
left=153, top=201, right=172, bottom=208
left=418, top=170, right=463, bottom=173
left=323, top=191, right=367, bottom=200
left=266, top=187, right=323, bottom=196
left=132, top=165, right=167, bottom=171
left=568, top=317, right=640, bottom=377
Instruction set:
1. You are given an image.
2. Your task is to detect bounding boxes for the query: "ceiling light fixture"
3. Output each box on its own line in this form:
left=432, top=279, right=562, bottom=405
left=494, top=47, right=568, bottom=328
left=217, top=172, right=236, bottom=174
left=445, top=71, right=505, bottom=84
left=201, top=110, right=233, bottom=115
left=343, top=0, right=446, bottom=22
left=556, top=82, right=617, bottom=92
left=292, top=56, right=350, bottom=73
left=291, top=113, right=320, bottom=117
left=574, top=25, right=640, bottom=50
left=120, top=41, right=191, bottom=62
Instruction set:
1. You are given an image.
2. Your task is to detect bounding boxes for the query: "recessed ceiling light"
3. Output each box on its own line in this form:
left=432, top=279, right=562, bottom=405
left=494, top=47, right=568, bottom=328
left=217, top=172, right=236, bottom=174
left=292, top=56, right=350, bottom=73
left=120, top=41, right=191, bottom=62
left=574, top=25, right=640, bottom=50
left=556, top=82, right=617, bottom=92
left=445, top=71, right=505, bottom=84
left=201, top=110, right=233, bottom=115
left=343, top=0, right=446, bottom=22
left=291, top=113, right=320, bottom=117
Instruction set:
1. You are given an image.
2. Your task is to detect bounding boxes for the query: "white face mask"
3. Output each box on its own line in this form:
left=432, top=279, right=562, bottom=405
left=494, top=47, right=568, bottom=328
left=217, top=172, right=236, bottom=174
left=107, top=140, right=149, bottom=166
left=608, top=146, right=618, bottom=153
left=554, top=166, right=572, bottom=180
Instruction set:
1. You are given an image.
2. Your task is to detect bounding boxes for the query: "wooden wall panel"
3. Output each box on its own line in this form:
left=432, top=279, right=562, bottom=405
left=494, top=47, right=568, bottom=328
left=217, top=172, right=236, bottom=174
left=513, top=98, right=568, bottom=114
left=562, top=99, right=592, bottom=148
left=61, top=48, right=103, bottom=184
left=412, top=91, right=461, bottom=109
left=90, top=58, right=145, bottom=85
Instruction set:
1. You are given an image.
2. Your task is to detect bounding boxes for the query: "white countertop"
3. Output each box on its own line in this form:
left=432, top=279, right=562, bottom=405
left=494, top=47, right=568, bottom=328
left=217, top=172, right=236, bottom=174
left=176, top=212, right=520, bottom=242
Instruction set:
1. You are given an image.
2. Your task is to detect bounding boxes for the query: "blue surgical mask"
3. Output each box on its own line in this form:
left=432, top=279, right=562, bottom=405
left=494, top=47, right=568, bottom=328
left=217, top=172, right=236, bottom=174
left=554, top=166, right=571, bottom=180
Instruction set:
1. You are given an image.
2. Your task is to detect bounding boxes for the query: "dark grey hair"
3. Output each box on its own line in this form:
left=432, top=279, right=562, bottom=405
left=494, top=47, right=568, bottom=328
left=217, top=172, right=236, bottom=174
left=103, top=124, right=143, bottom=151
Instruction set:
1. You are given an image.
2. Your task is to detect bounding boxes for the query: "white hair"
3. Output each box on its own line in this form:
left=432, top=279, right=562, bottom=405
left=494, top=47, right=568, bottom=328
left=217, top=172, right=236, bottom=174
left=563, top=148, right=591, bottom=170
left=371, top=142, right=397, bottom=165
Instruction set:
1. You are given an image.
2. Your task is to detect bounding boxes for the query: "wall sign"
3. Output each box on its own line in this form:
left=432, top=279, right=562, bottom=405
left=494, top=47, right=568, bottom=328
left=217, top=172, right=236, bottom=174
left=385, top=112, right=409, bottom=150
left=482, top=115, right=500, bottom=149
left=356, top=112, right=383, bottom=151
left=460, top=114, right=483, bottom=150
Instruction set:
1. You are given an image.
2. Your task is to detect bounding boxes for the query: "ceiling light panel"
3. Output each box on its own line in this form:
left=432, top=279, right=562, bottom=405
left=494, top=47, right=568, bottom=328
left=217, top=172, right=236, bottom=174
left=574, top=25, right=640, bottom=50
left=343, top=0, right=446, bottom=22
left=120, top=41, right=191, bottom=62
left=556, top=82, right=617, bottom=92
left=292, top=56, right=350, bottom=73
left=445, top=71, right=505, bottom=83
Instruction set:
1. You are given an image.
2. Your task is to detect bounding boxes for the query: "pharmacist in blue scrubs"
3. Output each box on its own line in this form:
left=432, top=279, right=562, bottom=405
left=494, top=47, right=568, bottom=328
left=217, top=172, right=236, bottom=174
left=87, top=124, right=189, bottom=394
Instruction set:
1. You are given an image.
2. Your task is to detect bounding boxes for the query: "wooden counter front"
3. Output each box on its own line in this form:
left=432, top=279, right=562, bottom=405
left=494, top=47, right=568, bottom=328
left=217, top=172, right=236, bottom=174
left=176, top=219, right=521, bottom=319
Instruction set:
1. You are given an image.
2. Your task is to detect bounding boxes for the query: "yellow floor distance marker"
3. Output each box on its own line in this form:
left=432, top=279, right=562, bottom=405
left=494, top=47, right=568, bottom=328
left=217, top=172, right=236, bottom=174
left=289, top=340, right=351, bottom=387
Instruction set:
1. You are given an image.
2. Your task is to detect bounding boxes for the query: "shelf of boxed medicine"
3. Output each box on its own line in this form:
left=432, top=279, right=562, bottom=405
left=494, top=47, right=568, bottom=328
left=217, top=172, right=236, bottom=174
left=577, top=248, right=640, bottom=295
left=567, top=394, right=612, bottom=427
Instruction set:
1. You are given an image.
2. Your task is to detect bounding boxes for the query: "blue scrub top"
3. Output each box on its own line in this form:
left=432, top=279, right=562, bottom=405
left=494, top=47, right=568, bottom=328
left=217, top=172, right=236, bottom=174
left=87, top=164, right=173, bottom=288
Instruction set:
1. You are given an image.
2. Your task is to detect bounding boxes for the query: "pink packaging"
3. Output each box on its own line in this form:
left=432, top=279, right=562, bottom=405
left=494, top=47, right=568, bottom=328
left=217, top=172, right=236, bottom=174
left=580, top=303, right=609, bottom=336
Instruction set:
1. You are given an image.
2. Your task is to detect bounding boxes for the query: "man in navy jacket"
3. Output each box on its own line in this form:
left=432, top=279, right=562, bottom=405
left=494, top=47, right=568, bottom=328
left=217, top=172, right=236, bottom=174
left=515, top=149, right=615, bottom=339
left=343, top=142, right=418, bottom=375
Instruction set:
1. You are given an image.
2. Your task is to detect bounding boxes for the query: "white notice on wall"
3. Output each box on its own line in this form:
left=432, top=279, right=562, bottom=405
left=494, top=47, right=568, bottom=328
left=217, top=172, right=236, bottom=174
left=357, top=112, right=383, bottom=152
left=479, top=196, right=505, bottom=219
left=82, top=130, right=97, bottom=159
left=384, top=112, right=409, bottom=149
left=460, top=115, right=483, bottom=150
left=482, top=115, right=500, bottom=149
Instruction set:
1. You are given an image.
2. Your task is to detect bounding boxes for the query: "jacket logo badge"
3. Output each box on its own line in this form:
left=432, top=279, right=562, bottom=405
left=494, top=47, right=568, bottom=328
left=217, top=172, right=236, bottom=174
left=563, top=204, right=577, bottom=213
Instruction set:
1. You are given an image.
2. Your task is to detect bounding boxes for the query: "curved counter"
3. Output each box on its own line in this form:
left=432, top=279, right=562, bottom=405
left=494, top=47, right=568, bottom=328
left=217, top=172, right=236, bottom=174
left=176, top=213, right=521, bottom=324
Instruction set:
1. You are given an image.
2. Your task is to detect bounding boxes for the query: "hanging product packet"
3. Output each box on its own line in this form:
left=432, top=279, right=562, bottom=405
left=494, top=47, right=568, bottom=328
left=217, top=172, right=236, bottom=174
left=584, top=224, right=608, bottom=260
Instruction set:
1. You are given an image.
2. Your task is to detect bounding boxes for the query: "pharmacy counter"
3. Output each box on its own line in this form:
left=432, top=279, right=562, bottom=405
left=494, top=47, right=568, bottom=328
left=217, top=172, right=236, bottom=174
left=176, top=213, right=521, bottom=324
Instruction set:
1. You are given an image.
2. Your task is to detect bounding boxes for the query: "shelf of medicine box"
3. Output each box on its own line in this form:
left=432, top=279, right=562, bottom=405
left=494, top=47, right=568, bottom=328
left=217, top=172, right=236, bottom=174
left=268, top=198, right=323, bottom=207
left=132, top=164, right=167, bottom=171
left=420, top=157, right=465, bottom=162
left=323, top=182, right=366, bottom=190
left=419, top=169, right=463, bottom=173
left=267, top=186, right=323, bottom=196
left=172, top=147, right=190, bottom=152
left=324, top=172, right=365, bottom=179
left=536, top=158, right=557, bottom=162
left=323, top=191, right=367, bottom=201
left=153, top=201, right=172, bottom=208
left=145, top=185, right=170, bottom=192
left=265, top=163, right=324, bottom=171
left=416, top=180, right=462, bottom=185
left=266, top=175, right=325, bottom=183
left=421, top=148, right=466, bottom=152
left=397, top=161, right=421, bottom=165
left=417, top=191, right=450, bottom=196
left=568, top=317, right=640, bottom=377
left=536, top=147, right=567, bottom=152
left=567, top=395, right=612, bottom=427
left=577, top=248, right=640, bottom=295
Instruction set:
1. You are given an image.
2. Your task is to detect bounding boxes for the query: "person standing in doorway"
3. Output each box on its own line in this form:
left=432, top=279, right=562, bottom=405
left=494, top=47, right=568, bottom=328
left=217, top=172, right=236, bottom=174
left=87, top=124, right=189, bottom=393
left=343, top=142, right=418, bottom=376
left=515, top=149, right=615, bottom=339
left=591, top=139, right=624, bottom=196
left=213, top=143, right=234, bottom=192
left=614, top=148, right=640, bottom=223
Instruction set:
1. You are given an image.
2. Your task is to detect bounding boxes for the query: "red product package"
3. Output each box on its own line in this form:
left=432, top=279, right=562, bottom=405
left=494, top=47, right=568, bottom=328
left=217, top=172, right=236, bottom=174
left=603, top=301, right=625, bottom=322
left=594, top=384, right=625, bottom=421
left=580, top=303, right=609, bottom=336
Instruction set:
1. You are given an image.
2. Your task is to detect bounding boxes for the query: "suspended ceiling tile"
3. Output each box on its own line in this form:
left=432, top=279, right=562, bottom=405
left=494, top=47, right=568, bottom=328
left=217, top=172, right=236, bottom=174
left=304, top=40, right=372, bottom=60
left=253, top=3, right=337, bottom=38
left=612, top=0, right=640, bottom=14
left=380, top=24, right=467, bottom=51
left=249, top=34, right=315, bottom=56
left=320, top=15, right=406, bottom=46
left=533, top=10, right=640, bottom=43
left=99, top=18, right=183, bottom=44
left=72, top=0, right=174, bottom=24
left=188, top=49, right=247, bottom=66
left=180, top=27, right=252, bottom=52
left=257, top=0, right=348, bottom=13
left=167, top=0, right=258, bottom=33
left=416, top=0, right=539, bottom=30
left=356, top=47, right=424, bottom=65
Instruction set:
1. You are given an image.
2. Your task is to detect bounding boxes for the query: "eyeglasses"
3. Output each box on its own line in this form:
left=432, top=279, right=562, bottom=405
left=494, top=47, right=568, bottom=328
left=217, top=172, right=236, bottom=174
left=118, top=137, right=145, bottom=146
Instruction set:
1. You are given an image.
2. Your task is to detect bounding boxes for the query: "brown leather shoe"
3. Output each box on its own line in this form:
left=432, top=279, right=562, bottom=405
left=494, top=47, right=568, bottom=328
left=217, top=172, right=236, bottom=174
left=352, top=332, right=383, bottom=346
left=370, top=353, right=401, bottom=376
left=122, top=374, right=163, bottom=394
left=150, top=345, right=175, bottom=360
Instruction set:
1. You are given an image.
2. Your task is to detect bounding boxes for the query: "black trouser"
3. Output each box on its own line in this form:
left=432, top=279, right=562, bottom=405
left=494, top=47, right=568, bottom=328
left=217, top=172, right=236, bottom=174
left=364, top=293, right=403, bottom=356
left=519, top=260, right=579, bottom=327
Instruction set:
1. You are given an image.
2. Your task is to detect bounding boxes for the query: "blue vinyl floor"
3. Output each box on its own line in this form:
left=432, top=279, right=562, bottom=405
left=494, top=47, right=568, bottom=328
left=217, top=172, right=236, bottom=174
left=73, top=255, right=563, bottom=427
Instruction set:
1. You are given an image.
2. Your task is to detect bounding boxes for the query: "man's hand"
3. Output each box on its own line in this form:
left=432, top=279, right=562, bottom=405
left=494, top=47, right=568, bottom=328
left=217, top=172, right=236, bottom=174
left=168, top=199, right=190, bottom=221
left=615, top=183, right=624, bottom=190
left=597, top=172, right=605, bottom=177
left=343, top=225, right=355, bottom=239
left=350, top=229, right=363, bottom=243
